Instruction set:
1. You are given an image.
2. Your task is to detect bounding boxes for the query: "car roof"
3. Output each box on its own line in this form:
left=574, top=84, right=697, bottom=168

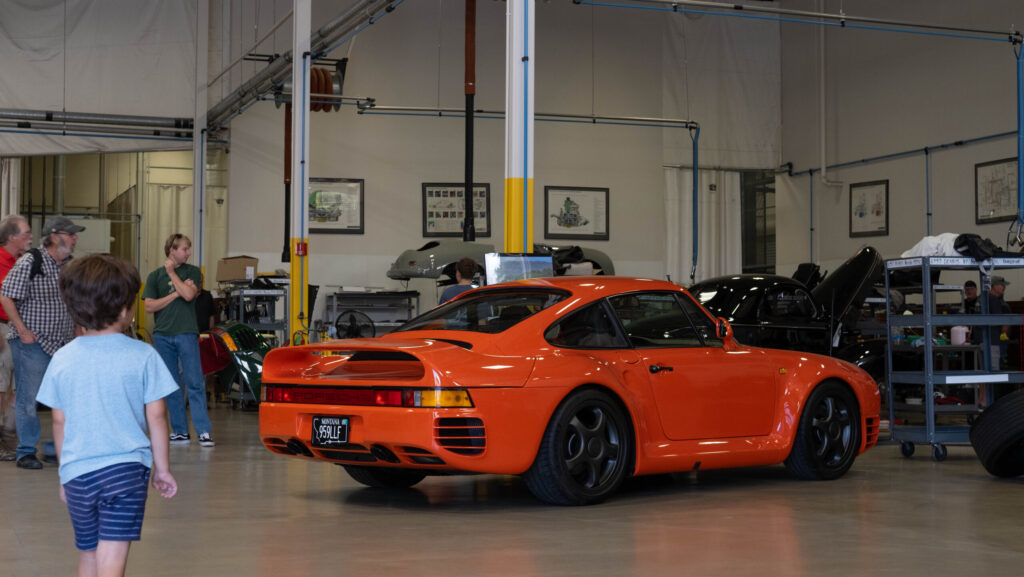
left=689, top=274, right=806, bottom=291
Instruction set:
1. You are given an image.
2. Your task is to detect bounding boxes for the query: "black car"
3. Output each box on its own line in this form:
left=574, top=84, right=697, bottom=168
left=688, top=246, right=888, bottom=381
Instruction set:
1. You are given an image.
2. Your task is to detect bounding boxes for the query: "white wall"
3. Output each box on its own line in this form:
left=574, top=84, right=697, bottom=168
left=224, top=0, right=781, bottom=307
left=778, top=0, right=1023, bottom=289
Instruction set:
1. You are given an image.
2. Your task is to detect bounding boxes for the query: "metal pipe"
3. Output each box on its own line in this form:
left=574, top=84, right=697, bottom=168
left=809, top=169, right=815, bottom=263
left=358, top=104, right=698, bottom=127
left=925, top=148, right=932, bottom=235
left=0, top=120, right=192, bottom=139
left=207, top=0, right=401, bottom=131
left=578, top=0, right=1015, bottom=40
left=690, top=125, right=700, bottom=282
left=464, top=0, right=477, bottom=242
left=1017, top=44, right=1023, bottom=224
left=0, top=108, right=192, bottom=129
left=208, top=9, right=294, bottom=88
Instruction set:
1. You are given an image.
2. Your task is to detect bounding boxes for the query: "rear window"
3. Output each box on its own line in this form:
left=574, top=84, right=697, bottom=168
left=396, top=290, right=567, bottom=334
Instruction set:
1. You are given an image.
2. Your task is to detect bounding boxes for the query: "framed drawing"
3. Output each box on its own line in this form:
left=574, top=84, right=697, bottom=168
left=975, top=157, right=1018, bottom=224
left=309, top=178, right=364, bottom=234
left=422, top=183, right=491, bottom=237
left=544, top=186, right=610, bottom=241
left=849, top=180, right=888, bottom=238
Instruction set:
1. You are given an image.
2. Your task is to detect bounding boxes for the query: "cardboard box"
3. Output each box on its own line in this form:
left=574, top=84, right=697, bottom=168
left=217, top=255, right=258, bottom=282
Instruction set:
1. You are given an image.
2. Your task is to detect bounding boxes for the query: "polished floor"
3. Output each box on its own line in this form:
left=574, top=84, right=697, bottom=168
left=2, top=404, right=1024, bottom=577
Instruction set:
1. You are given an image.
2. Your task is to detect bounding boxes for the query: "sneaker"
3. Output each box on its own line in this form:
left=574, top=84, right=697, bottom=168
left=169, top=433, right=191, bottom=445
left=197, top=433, right=215, bottom=447
left=16, top=454, right=42, bottom=469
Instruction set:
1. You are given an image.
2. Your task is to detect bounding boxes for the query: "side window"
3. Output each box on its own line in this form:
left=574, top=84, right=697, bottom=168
left=676, top=293, right=723, bottom=348
left=761, top=286, right=816, bottom=320
left=608, top=292, right=704, bottom=348
left=545, top=302, right=628, bottom=349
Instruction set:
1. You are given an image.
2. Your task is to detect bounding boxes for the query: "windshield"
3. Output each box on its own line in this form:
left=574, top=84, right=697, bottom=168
left=396, top=289, right=568, bottom=334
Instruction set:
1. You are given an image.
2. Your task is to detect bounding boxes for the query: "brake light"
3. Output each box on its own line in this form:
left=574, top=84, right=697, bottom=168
left=264, top=386, right=473, bottom=408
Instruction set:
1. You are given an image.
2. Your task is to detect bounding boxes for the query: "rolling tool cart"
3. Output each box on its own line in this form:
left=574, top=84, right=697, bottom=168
left=885, top=256, right=1024, bottom=461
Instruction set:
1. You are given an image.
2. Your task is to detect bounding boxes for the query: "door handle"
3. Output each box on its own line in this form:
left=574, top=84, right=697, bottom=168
left=649, top=364, right=674, bottom=374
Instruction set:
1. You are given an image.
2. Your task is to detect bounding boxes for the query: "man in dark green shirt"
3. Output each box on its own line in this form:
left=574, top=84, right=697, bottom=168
left=142, top=234, right=214, bottom=447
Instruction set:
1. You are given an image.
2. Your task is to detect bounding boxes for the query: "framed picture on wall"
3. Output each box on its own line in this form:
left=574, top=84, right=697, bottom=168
left=849, top=180, right=889, bottom=238
left=975, top=157, right=1018, bottom=224
left=309, top=178, right=364, bottom=234
left=544, top=186, right=610, bottom=241
left=422, top=183, right=491, bottom=237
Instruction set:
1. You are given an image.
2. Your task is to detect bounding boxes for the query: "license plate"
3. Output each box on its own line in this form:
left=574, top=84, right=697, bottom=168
left=311, top=416, right=349, bottom=448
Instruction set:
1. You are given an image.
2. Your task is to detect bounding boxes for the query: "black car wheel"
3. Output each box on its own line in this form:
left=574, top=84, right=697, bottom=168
left=970, top=389, right=1024, bottom=477
left=524, top=390, right=633, bottom=505
left=342, top=465, right=426, bottom=488
left=785, top=381, right=861, bottom=480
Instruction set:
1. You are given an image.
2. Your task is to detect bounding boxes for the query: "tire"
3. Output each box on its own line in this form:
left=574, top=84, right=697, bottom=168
left=900, top=441, right=915, bottom=458
left=523, top=390, right=633, bottom=505
left=343, top=466, right=426, bottom=488
left=970, top=389, right=1024, bottom=477
left=785, top=381, right=862, bottom=480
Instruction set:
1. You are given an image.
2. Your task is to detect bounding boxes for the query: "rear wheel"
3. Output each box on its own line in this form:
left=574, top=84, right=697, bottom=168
left=970, top=389, right=1024, bottom=477
left=785, top=381, right=861, bottom=480
left=524, top=390, right=633, bottom=505
left=342, top=466, right=426, bottom=488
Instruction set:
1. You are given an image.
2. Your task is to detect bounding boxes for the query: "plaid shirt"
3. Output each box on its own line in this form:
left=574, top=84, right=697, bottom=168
left=0, top=248, right=74, bottom=356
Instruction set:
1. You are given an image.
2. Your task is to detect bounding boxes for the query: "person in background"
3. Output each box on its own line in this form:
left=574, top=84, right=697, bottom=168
left=0, top=215, right=32, bottom=461
left=142, top=234, right=215, bottom=447
left=37, top=253, right=178, bottom=577
left=439, top=258, right=478, bottom=304
left=0, top=216, right=81, bottom=470
left=194, top=273, right=215, bottom=332
left=961, top=279, right=979, bottom=314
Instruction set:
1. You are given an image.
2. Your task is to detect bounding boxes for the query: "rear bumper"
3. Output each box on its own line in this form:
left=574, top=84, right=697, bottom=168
left=258, top=387, right=566, bottom=474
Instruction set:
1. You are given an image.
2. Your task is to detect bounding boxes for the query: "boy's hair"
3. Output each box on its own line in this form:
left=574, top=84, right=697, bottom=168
left=456, top=257, right=477, bottom=279
left=59, top=254, right=141, bottom=330
left=164, top=233, right=191, bottom=257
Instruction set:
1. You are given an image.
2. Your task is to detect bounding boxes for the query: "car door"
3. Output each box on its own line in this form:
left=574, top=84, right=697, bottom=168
left=608, top=291, right=776, bottom=441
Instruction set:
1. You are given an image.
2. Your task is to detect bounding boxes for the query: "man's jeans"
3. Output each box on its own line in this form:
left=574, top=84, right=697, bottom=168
left=11, top=339, right=52, bottom=460
left=153, top=333, right=212, bottom=436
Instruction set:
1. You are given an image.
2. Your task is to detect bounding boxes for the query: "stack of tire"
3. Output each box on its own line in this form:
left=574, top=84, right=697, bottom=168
left=970, top=390, right=1024, bottom=477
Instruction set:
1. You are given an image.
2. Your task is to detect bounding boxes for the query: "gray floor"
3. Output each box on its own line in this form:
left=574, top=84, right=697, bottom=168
left=3, top=403, right=1024, bottom=577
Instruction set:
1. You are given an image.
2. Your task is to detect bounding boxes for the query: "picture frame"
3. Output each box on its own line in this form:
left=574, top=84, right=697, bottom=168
left=849, top=180, right=888, bottom=238
left=309, top=178, right=364, bottom=234
left=544, top=186, right=610, bottom=241
left=422, top=183, right=491, bottom=238
left=975, top=157, right=1018, bottom=224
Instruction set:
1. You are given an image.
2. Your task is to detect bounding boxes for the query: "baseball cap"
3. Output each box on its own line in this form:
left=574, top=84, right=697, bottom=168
left=41, top=216, right=85, bottom=235
left=991, top=275, right=1009, bottom=287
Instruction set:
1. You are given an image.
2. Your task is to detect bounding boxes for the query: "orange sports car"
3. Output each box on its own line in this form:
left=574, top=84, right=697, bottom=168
left=259, top=277, right=880, bottom=505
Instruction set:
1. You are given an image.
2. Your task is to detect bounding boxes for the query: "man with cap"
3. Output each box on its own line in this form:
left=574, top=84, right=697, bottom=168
left=0, top=215, right=33, bottom=460
left=0, top=216, right=81, bottom=469
left=985, top=276, right=1012, bottom=372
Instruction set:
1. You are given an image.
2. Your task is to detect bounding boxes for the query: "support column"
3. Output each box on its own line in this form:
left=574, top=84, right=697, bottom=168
left=504, top=0, right=535, bottom=253
left=289, top=0, right=312, bottom=343
left=193, top=0, right=208, bottom=269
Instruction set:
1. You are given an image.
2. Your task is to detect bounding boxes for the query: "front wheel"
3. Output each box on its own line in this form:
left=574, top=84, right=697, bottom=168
left=342, top=465, right=426, bottom=488
left=785, top=381, right=862, bottom=480
left=524, top=390, right=634, bottom=505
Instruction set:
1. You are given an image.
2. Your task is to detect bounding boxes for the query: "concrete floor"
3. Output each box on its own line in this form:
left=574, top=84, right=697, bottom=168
left=2, top=403, right=1024, bottom=577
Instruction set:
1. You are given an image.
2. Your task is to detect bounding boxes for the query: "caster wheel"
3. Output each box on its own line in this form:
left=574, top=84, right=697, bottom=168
left=932, top=444, right=948, bottom=462
left=900, top=441, right=915, bottom=458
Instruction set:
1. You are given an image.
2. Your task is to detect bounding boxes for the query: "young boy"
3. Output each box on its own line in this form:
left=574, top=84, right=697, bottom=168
left=36, top=254, right=179, bottom=577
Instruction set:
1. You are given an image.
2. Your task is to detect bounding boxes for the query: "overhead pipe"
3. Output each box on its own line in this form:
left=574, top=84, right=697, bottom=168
left=818, top=0, right=840, bottom=187
left=0, top=108, right=192, bottom=130
left=464, top=0, right=477, bottom=242
left=206, top=0, right=401, bottom=131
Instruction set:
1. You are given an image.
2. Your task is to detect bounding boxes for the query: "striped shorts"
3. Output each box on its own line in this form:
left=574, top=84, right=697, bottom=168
left=63, top=462, right=151, bottom=551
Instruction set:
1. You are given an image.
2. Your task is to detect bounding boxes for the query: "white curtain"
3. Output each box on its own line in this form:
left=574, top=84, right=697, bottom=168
left=1, top=158, right=21, bottom=217
left=665, top=168, right=741, bottom=286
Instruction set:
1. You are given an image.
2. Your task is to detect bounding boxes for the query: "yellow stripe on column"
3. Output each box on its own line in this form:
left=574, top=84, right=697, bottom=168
left=289, top=238, right=309, bottom=344
left=504, top=177, right=534, bottom=253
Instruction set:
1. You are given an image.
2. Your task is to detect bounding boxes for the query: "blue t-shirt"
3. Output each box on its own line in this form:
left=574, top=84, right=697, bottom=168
left=36, top=333, right=179, bottom=485
left=439, top=283, right=475, bottom=304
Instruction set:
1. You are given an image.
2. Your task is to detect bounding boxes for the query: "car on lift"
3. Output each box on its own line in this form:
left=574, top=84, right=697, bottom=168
left=259, top=276, right=880, bottom=505
left=386, top=241, right=615, bottom=285
left=687, top=246, right=892, bottom=385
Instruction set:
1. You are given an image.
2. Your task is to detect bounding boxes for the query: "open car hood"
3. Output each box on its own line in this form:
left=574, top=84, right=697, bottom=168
left=811, top=246, right=883, bottom=330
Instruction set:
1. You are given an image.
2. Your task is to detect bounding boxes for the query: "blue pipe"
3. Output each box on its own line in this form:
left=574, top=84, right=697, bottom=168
left=691, top=125, right=699, bottom=281
left=791, top=130, right=1017, bottom=176
left=299, top=57, right=309, bottom=332
left=925, top=148, right=931, bottom=235
left=809, top=170, right=814, bottom=262
left=1017, top=44, right=1023, bottom=224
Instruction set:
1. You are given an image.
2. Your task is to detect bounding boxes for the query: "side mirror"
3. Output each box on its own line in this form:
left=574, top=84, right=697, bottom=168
left=716, top=317, right=733, bottom=340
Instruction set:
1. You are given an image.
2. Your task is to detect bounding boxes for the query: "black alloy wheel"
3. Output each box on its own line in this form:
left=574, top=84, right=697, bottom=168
left=524, top=389, right=634, bottom=505
left=785, top=381, right=861, bottom=480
